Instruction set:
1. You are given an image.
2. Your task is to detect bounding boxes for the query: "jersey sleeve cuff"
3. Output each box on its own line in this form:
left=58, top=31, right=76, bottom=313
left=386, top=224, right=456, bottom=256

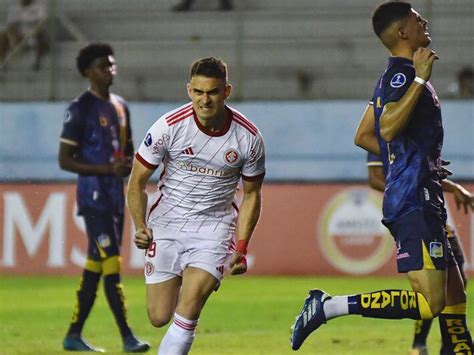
left=242, top=171, right=265, bottom=181
left=367, top=161, right=383, bottom=167
left=59, top=138, right=79, bottom=146
left=135, top=152, right=158, bottom=170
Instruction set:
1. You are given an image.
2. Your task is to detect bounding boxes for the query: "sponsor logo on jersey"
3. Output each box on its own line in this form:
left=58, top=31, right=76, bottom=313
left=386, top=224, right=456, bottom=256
left=429, top=241, right=443, bottom=258
left=145, top=262, right=154, bottom=276
left=390, top=73, right=406, bottom=88
left=319, top=187, right=394, bottom=274
left=151, top=134, right=170, bottom=153
left=176, top=160, right=235, bottom=177
left=224, top=149, right=239, bottom=165
left=97, top=233, right=111, bottom=248
left=426, top=82, right=441, bottom=108
left=144, top=133, right=152, bottom=147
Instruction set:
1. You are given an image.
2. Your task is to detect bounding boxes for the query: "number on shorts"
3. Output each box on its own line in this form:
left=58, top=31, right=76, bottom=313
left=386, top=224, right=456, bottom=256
left=147, top=241, right=156, bottom=258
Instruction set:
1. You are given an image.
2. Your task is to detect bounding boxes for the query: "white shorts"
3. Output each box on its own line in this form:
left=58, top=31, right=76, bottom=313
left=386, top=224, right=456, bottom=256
left=144, top=225, right=234, bottom=285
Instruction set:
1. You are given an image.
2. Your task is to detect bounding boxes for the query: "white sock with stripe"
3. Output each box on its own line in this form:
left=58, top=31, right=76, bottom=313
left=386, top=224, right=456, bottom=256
left=323, top=296, right=349, bottom=320
left=158, top=313, right=198, bottom=355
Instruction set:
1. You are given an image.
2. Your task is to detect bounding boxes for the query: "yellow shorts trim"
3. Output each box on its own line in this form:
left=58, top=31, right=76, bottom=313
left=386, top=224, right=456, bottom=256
left=84, top=258, right=102, bottom=273
left=103, top=256, right=121, bottom=275
left=421, top=241, right=436, bottom=270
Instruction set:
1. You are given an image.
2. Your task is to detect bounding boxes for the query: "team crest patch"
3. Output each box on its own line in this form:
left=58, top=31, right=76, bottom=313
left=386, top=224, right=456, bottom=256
left=145, top=262, right=154, bottom=276
left=97, top=233, right=111, bottom=248
left=390, top=73, right=406, bottom=88
left=224, top=149, right=239, bottom=165
left=144, top=133, right=152, bottom=147
left=99, top=116, right=108, bottom=127
left=64, top=110, right=72, bottom=122
left=429, top=242, right=443, bottom=258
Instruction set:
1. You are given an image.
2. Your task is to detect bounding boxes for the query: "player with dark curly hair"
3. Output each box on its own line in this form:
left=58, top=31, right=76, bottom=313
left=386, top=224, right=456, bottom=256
left=59, top=43, right=149, bottom=353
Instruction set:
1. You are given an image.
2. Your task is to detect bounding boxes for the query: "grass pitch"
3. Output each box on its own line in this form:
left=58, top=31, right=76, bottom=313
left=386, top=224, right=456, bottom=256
left=0, top=275, right=472, bottom=355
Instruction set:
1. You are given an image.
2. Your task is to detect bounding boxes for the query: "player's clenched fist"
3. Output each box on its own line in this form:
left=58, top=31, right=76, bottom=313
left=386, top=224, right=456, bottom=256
left=134, top=227, right=153, bottom=249
left=229, top=240, right=249, bottom=275
left=413, top=47, right=439, bottom=81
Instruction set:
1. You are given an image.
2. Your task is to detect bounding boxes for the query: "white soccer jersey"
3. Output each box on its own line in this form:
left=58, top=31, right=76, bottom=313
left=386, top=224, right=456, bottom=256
left=136, top=102, right=265, bottom=236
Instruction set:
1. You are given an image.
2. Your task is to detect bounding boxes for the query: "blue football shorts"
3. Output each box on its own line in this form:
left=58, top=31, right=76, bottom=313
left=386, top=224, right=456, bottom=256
left=385, top=210, right=456, bottom=273
left=82, top=209, right=123, bottom=261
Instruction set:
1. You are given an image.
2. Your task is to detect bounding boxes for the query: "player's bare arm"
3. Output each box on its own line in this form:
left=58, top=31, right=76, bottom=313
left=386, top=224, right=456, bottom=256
left=127, top=158, right=155, bottom=249
left=59, top=141, right=116, bottom=176
left=229, top=177, right=264, bottom=275
left=354, top=104, right=381, bottom=155
left=368, top=165, right=385, bottom=193
left=441, top=179, right=474, bottom=214
left=380, top=48, right=438, bottom=142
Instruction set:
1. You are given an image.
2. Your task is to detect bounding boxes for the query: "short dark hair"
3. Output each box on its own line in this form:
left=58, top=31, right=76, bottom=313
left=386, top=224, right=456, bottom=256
left=189, top=57, right=228, bottom=81
left=76, top=43, right=114, bottom=76
left=372, top=2, right=412, bottom=38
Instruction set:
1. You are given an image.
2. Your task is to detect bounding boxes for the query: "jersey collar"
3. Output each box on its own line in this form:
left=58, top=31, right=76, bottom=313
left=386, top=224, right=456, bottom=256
left=193, top=106, right=232, bottom=137
left=388, top=56, right=413, bottom=65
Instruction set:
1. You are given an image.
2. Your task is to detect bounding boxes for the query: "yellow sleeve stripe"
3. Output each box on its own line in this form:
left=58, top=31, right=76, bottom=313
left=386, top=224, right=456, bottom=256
left=60, top=138, right=79, bottom=146
left=367, top=162, right=383, bottom=167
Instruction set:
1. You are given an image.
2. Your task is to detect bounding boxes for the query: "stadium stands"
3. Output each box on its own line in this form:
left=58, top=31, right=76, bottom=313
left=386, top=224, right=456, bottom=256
left=0, top=0, right=472, bottom=101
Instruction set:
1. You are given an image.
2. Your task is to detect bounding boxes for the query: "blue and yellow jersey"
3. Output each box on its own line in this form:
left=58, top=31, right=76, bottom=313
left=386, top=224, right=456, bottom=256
left=60, top=91, right=133, bottom=215
left=372, top=56, right=445, bottom=223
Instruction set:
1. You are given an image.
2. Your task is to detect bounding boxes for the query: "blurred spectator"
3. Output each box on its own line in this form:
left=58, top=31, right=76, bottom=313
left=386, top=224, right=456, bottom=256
left=448, top=66, right=474, bottom=98
left=0, top=0, right=49, bottom=70
left=172, top=0, right=233, bottom=12
left=457, top=67, right=474, bottom=98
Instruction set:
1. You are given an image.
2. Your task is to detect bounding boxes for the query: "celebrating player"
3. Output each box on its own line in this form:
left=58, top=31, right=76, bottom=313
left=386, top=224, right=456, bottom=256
left=59, top=43, right=150, bottom=353
left=290, top=2, right=473, bottom=353
left=365, top=150, right=470, bottom=355
left=127, top=57, right=266, bottom=355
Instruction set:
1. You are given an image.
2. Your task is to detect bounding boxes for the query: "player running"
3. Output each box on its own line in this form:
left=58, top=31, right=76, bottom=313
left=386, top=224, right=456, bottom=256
left=127, top=57, right=265, bottom=355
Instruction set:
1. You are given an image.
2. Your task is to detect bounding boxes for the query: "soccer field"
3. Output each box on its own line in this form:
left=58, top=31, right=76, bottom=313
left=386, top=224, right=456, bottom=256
left=0, top=275, right=472, bottom=355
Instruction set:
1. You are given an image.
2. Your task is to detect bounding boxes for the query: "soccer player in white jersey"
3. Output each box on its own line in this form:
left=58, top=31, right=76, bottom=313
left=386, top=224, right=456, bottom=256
left=127, top=57, right=265, bottom=355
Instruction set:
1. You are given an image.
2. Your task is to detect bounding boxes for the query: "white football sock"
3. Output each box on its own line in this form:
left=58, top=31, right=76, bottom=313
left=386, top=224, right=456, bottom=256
left=323, top=296, right=349, bottom=320
left=157, top=313, right=198, bottom=355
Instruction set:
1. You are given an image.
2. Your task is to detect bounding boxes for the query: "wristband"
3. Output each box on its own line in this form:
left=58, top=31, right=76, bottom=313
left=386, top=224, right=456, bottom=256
left=414, top=77, right=426, bottom=85
left=235, top=240, right=248, bottom=255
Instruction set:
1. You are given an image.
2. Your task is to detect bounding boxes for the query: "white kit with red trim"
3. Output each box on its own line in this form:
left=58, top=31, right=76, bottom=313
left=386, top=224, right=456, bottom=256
left=136, top=102, right=265, bottom=236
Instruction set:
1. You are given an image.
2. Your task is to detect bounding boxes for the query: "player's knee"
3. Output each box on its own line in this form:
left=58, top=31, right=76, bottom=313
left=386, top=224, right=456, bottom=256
left=147, top=308, right=172, bottom=328
left=425, top=295, right=445, bottom=317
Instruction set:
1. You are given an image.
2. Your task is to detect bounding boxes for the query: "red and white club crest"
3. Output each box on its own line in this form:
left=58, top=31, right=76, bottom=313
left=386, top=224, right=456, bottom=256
left=145, top=262, right=154, bottom=276
left=224, top=149, right=239, bottom=164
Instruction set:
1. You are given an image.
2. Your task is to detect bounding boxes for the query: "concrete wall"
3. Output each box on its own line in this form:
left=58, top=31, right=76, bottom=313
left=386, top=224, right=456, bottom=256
left=1, top=100, right=473, bottom=181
